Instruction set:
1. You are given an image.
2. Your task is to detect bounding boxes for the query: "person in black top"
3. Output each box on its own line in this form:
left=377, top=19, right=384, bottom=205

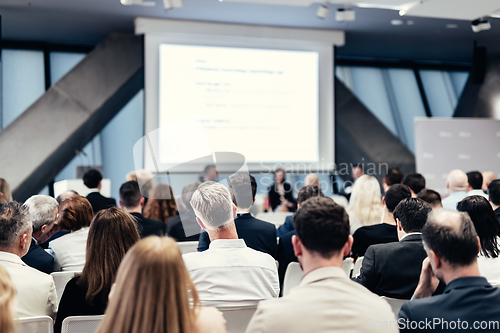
left=198, top=173, right=277, bottom=258
left=166, top=182, right=202, bottom=242
left=488, top=179, right=500, bottom=221
left=402, top=173, right=426, bottom=197
left=54, top=207, right=139, bottom=333
left=268, top=168, right=296, bottom=212
left=351, top=184, right=411, bottom=258
left=83, top=169, right=116, bottom=214
left=119, top=181, right=164, bottom=238
left=382, top=167, right=404, bottom=193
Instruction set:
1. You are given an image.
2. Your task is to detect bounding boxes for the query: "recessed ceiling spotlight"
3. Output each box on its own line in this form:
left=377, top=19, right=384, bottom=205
left=471, top=18, right=491, bottom=33
left=391, top=19, right=405, bottom=26
left=336, top=8, right=355, bottom=22
left=163, top=0, right=183, bottom=10
left=446, top=24, right=458, bottom=29
left=407, top=20, right=414, bottom=25
left=120, top=0, right=156, bottom=6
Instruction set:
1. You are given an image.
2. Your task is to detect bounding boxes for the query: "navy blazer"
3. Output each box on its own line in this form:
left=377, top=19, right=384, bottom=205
left=130, top=212, right=164, bottom=238
left=197, top=213, right=277, bottom=259
left=86, top=192, right=116, bottom=214
left=276, top=215, right=294, bottom=238
left=22, top=239, right=55, bottom=274
left=399, top=277, right=500, bottom=332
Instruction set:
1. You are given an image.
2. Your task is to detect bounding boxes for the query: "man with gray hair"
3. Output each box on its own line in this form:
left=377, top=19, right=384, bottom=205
left=0, top=202, right=57, bottom=319
left=441, top=169, right=468, bottom=211
left=183, top=181, right=279, bottom=308
left=22, top=195, right=59, bottom=274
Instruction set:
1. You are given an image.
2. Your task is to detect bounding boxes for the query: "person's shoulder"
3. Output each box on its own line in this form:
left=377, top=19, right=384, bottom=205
left=22, top=263, right=54, bottom=283
left=244, top=247, right=277, bottom=267
left=196, top=307, right=227, bottom=333
left=249, top=216, right=276, bottom=230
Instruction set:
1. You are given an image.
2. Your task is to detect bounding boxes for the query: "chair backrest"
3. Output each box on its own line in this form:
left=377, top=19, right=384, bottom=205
left=177, top=241, right=199, bottom=255
left=342, top=258, right=354, bottom=278
left=282, top=262, right=303, bottom=296
left=61, top=315, right=104, bottom=333
left=219, top=306, right=258, bottom=333
left=381, top=296, right=407, bottom=316
left=51, top=271, right=80, bottom=306
left=16, top=316, right=53, bottom=333
left=352, top=256, right=364, bottom=278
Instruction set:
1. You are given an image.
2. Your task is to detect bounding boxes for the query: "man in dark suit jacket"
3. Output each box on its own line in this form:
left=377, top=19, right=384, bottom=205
left=488, top=179, right=500, bottom=222
left=354, top=198, right=433, bottom=299
left=351, top=184, right=411, bottom=258
left=167, top=182, right=202, bottom=242
left=83, top=169, right=116, bottom=214
left=198, top=173, right=277, bottom=259
left=276, top=215, right=294, bottom=238
left=119, top=181, right=164, bottom=238
left=399, top=210, right=500, bottom=332
left=23, top=195, right=60, bottom=274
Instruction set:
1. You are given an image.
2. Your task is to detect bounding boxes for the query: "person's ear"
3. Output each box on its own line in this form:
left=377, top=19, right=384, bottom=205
left=292, top=235, right=303, bottom=259
left=477, top=236, right=482, bottom=255
left=40, top=224, right=47, bottom=235
left=140, top=197, right=145, bottom=207
left=428, top=249, right=441, bottom=270
left=343, top=235, right=354, bottom=257
left=20, top=233, right=29, bottom=251
left=382, top=196, right=386, bottom=206
left=118, top=200, right=124, bottom=208
left=195, top=217, right=207, bottom=230
left=446, top=181, right=450, bottom=190
left=232, top=204, right=237, bottom=218
left=297, top=203, right=301, bottom=210
left=397, top=218, right=403, bottom=232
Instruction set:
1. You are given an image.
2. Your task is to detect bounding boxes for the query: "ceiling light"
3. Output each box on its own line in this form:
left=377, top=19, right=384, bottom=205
left=391, top=19, right=404, bottom=26
left=407, top=20, right=414, bottom=25
left=316, top=4, right=330, bottom=19
left=471, top=18, right=491, bottom=33
left=446, top=24, right=458, bottom=29
left=120, top=0, right=156, bottom=6
left=336, top=8, right=355, bottom=22
left=163, top=0, right=183, bottom=9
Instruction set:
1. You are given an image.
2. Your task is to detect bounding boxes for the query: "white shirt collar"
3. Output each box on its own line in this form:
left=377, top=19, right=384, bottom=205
left=209, top=239, right=247, bottom=250
left=32, top=237, right=38, bottom=245
left=400, top=232, right=422, bottom=242
left=87, top=188, right=100, bottom=193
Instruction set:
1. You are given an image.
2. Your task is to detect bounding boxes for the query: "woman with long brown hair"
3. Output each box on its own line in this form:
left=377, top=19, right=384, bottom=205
left=54, top=207, right=140, bottom=333
left=0, top=266, right=15, bottom=333
left=97, top=236, right=226, bottom=333
left=143, top=183, right=178, bottom=226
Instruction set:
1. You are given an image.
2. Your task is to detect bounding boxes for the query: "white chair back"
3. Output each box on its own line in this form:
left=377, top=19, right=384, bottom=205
left=61, top=315, right=104, bottom=333
left=16, top=316, right=53, bottom=333
left=282, top=262, right=303, bottom=296
left=51, top=271, right=80, bottom=306
left=352, top=256, right=364, bottom=278
left=177, top=241, right=199, bottom=254
left=381, top=296, right=407, bottom=316
left=342, top=258, right=354, bottom=278
left=219, top=306, right=258, bottom=333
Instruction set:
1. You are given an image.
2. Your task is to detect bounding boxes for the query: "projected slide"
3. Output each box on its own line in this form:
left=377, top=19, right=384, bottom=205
left=158, top=44, right=319, bottom=164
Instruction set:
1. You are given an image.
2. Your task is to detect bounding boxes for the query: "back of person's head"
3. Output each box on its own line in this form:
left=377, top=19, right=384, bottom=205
left=385, top=184, right=411, bottom=213
left=422, top=210, right=479, bottom=267
left=402, top=173, right=426, bottom=195
left=80, top=207, right=140, bottom=304
left=119, top=181, right=142, bottom=209
left=384, top=168, right=404, bottom=187
left=229, top=173, right=257, bottom=209
left=393, top=198, right=432, bottom=233
left=457, top=196, right=500, bottom=259
left=58, top=197, right=93, bottom=232
left=56, top=190, right=79, bottom=205
left=297, top=184, right=324, bottom=205
left=347, top=175, right=382, bottom=226
left=135, top=170, right=154, bottom=197
left=203, top=165, right=218, bottom=181
left=0, top=202, right=31, bottom=251
left=466, top=171, right=483, bottom=190
left=24, top=195, right=58, bottom=232
left=417, top=189, right=442, bottom=209
left=0, top=265, right=15, bottom=333
left=483, top=171, right=497, bottom=192
left=82, top=169, right=103, bottom=189
left=446, top=169, right=468, bottom=192
left=96, top=237, right=199, bottom=333
left=181, top=182, right=201, bottom=212
left=126, top=171, right=137, bottom=182
left=293, top=197, right=350, bottom=258
left=304, top=174, right=320, bottom=187
left=0, top=179, right=12, bottom=205
left=488, top=179, right=500, bottom=206
left=143, top=184, right=177, bottom=223
left=190, top=181, right=234, bottom=230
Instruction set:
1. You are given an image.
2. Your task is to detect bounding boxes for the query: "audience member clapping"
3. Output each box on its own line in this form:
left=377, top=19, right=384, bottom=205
left=346, top=175, right=383, bottom=233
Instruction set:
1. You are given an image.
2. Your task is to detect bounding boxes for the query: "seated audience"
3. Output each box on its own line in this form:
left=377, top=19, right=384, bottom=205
left=417, top=188, right=443, bottom=210
left=96, top=236, right=226, bottom=333
left=402, top=173, right=426, bottom=197
left=56, top=190, right=79, bottom=205
left=382, top=167, right=404, bottom=193
left=55, top=207, right=140, bottom=333
left=246, top=197, right=397, bottom=333
left=49, top=197, right=93, bottom=271
left=0, top=265, right=16, bottom=333
left=126, top=169, right=154, bottom=205
left=482, top=171, right=497, bottom=192
left=304, top=173, right=320, bottom=187
left=119, top=181, right=164, bottom=238
left=488, top=179, right=500, bottom=221
left=466, top=170, right=488, bottom=198
left=351, top=184, right=411, bottom=258
left=346, top=175, right=383, bottom=233
left=441, top=169, right=468, bottom=210
left=399, top=210, right=500, bottom=332
left=41, top=191, right=79, bottom=250
left=198, top=173, right=277, bottom=258
left=0, top=202, right=57, bottom=318
left=203, top=164, right=219, bottom=182
left=0, top=178, right=12, bottom=205
left=167, top=182, right=202, bottom=241
left=268, top=168, right=297, bottom=212
left=83, top=169, right=116, bottom=213
left=277, top=185, right=325, bottom=288
left=184, top=181, right=279, bottom=308
left=143, top=183, right=178, bottom=226
left=457, top=196, right=500, bottom=285
left=22, top=195, right=59, bottom=274
left=354, top=198, right=432, bottom=299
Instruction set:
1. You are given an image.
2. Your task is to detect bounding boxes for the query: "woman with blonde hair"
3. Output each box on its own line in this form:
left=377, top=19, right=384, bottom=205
left=0, top=266, right=16, bottom=333
left=143, top=183, right=178, bottom=226
left=0, top=178, right=12, bottom=205
left=346, top=175, right=383, bottom=233
left=97, top=236, right=226, bottom=333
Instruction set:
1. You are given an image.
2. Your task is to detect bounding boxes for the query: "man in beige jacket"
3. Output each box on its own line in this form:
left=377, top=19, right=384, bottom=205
left=246, top=197, right=398, bottom=333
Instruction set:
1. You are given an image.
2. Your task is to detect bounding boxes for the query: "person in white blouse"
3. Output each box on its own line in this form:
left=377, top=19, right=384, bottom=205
left=457, top=195, right=500, bottom=285
left=49, top=196, right=93, bottom=271
left=183, top=181, right=279, bottom=308
left=0, top=202, right=57, bottom=319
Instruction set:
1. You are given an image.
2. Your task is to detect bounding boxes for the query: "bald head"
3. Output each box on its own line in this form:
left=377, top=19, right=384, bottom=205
left=304, top=174, right=320, bottom=187
left=482, top=171, right=497, bottom=192
left=446, top=169, right=468, bottom=193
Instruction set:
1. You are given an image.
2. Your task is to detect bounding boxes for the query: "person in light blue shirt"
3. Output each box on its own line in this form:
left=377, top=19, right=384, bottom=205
left=441, top=169, right=468, bottom=211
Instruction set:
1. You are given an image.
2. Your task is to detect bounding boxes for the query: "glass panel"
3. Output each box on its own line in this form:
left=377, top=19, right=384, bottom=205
left=50, top=52, right=86, bottom=84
